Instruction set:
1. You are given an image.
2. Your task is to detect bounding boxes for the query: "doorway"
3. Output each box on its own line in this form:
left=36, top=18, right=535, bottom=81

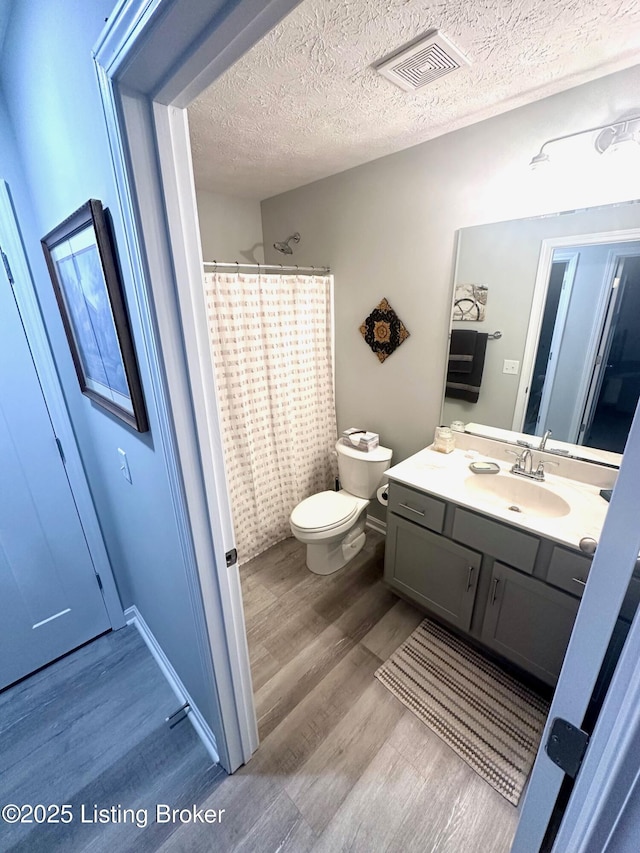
left=580, top=254, right=640, bottom=451
left=522, top=237, right=640, bottom=451
left=94, top=3, right=640, bottom=848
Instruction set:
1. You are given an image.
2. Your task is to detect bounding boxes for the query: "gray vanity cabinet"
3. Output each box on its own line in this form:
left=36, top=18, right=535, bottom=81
left=385, top=514, right=481, bottom=631
left=481, top=563, right=580, bottom=684
left=384, top=480, right=589, bottom=686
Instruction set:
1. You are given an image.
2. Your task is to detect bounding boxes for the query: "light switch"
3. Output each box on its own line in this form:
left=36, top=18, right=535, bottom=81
left=503, top=359, right=520, bottom=375
left=118, top=447, right=132, bottom=484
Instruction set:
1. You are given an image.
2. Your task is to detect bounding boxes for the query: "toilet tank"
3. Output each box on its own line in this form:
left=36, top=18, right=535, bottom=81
left=336, top=440, right=393, bottom=499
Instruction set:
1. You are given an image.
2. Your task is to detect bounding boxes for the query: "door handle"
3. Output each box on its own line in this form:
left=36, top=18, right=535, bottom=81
left=466, top=565, right=474, bottom=591
left=490, top=577, right=500, bottom=604
left=398, top=503, right=425, bottom=517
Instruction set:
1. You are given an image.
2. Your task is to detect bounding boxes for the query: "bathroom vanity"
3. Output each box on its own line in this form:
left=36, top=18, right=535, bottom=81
left=383, top=439, right=634, bottom=688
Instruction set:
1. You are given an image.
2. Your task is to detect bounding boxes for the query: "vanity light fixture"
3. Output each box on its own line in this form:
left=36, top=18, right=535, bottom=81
left=529, top=113, right=640, bottom=168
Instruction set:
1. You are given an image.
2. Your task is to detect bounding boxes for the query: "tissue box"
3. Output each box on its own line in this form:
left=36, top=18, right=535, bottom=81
left=342, top=428, right=379, bottom=451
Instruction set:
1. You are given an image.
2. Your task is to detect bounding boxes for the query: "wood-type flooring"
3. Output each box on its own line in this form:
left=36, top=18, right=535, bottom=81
left=1, top=529, right=519, bottom=852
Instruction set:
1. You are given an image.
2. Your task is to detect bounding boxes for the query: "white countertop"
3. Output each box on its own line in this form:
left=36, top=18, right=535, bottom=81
left=386, top=446, right=609, bottom=551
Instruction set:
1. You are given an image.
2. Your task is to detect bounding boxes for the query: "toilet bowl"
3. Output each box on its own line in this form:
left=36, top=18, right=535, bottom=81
left=290, top=440, right=392, bottom=575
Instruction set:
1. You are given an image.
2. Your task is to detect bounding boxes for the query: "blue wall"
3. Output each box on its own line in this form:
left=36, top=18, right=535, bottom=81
left=0, top=1, right=221, bottom=735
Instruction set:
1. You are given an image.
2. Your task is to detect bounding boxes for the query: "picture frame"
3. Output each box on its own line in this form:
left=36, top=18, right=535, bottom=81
left=41, top=199, right=149, bottom=432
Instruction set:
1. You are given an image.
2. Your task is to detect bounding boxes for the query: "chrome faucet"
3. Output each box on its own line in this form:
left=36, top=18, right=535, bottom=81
left=509, top=448, right=545, bottom=481
left=539, top=429, right=552, bottom=451
left=518, top=448, right=533, bottom=475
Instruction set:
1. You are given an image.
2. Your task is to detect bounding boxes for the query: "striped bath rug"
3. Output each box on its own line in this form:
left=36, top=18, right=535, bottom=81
left=374, top=618, right=549, bottom=805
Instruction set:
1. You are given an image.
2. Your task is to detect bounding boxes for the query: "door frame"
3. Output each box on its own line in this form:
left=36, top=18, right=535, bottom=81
left=93, top=2, right=640, bottom=836
left=530, top=249, right=579, bottom=435
left=512, top=228, right=640, bottom=434
left=0, top=180, right=124, bottom=631
left=578, top=248, right=640, bottom=446
left=93, top=0, right=301, bottom=772
left=512, top=399, right=640, bottom=852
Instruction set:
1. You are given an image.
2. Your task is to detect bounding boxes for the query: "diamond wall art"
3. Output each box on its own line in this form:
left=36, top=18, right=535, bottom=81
left=359, top=298, right=410, bottom=363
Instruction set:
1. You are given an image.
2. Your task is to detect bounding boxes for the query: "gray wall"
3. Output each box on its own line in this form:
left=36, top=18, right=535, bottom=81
left=0, top=0, right=221, bottom=735
left=260, top=65, right=640, bottom=494
left=197, top=189, right=264, bottom=263
left=445, top=215, right=640, bottom=431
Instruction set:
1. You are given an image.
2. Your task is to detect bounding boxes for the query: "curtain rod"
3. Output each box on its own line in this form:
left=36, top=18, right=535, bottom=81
left=203, top=260, right=330, bottom=274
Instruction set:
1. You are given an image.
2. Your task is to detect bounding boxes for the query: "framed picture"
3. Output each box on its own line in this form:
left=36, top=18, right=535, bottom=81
left=42, top=199, right=149, bottom=432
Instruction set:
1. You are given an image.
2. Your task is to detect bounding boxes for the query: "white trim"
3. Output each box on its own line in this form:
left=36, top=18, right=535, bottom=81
left=565, top=249, right=616, bottom=443
left=92, top=0, right=164, bottom=78
left=577, top=245, right=640, bottom=445
left=0, top=180, right=124, bottom=630
left=125, top=606, right=219, bottom=764
left=512, top=239, right=554, bottom=430
left=532, top=250, right=579, bottom=435
left=152, top=101, right=257, bottom=758
left=513, top=227, right=640, bottom=433
left=96, top=74, right=241, bottom=771
left=93, top=0, right=300, bottom=773
left=366, top=514, right=387, bottom=536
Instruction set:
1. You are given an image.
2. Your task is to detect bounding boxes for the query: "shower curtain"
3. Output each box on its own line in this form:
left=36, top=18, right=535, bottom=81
left=204, top=271, right=337, bottom=564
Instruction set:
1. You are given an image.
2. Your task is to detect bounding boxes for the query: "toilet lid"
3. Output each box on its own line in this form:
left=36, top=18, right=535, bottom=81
left=291, top=490, right=360, bottom=532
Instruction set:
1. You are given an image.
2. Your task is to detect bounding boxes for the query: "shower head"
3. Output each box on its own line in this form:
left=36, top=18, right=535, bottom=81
left=273, top=232, right=300, bottom=254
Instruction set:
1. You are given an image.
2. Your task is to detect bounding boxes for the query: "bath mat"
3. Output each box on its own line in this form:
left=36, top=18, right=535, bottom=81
left=374, top=618, right=549, bottom=805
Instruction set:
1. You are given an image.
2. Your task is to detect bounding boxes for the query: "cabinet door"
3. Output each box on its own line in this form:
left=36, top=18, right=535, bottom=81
left=481, top=563, right=580, bottom=685
left=385, top=514, right=481, bottom=631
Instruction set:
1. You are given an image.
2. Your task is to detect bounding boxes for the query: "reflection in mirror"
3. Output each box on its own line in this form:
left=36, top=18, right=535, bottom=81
left=442, top=200, right=640, bottom=464
left=525, top=245, right=640, bottom=452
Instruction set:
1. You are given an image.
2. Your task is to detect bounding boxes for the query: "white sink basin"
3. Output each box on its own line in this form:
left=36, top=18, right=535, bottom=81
left=464, top=473, right=571, bottom=519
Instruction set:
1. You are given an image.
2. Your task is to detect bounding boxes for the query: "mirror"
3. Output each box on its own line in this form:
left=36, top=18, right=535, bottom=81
left=442, top=200, right=640, bottom=465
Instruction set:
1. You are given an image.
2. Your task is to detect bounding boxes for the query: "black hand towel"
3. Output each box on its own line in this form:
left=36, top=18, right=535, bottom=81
left=446, top=328, right=477, bottom=374
left=446, top=330, right=488, bottom=404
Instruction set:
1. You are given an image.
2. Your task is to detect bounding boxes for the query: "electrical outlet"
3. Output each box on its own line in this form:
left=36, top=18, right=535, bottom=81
left=503, top=359, right=520, bottom=375
left=118, top=447, right=132, bottom=484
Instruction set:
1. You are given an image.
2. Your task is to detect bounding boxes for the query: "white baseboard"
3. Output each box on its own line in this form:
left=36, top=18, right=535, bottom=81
left=366, top=514, right=387, bottom=535
left=124, top=606, right=219, bottom=764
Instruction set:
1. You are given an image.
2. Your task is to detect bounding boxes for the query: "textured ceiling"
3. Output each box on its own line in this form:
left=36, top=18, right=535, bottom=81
left=188, top=0, right=640, bottom=200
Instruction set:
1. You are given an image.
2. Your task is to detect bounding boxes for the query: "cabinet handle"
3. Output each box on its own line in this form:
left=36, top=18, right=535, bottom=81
left=466, top=565, right=474, bottom=591
left=571, top=577, right=587, bottom=587
left=398, top=503, right=425, bottom=517
left=490, top=577, right=500, bottom=604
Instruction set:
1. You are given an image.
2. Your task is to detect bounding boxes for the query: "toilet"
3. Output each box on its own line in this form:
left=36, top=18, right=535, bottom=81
left=290, top=440, right=393, bottom=575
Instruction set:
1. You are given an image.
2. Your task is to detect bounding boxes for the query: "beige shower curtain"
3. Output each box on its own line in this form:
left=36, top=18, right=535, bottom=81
left=204, top=271, right=337, bottom=564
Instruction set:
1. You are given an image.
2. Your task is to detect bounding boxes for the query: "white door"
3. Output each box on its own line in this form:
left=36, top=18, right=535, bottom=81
left=0, top=245, right=111, bottom=690
left=511, top=398, right=640, bottom=851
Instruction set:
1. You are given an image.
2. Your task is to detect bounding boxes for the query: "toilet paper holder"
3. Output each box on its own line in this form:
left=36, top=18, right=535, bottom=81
left=377, top=482, right=389, bottom=506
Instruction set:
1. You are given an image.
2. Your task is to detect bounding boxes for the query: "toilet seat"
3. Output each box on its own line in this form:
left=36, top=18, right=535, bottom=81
left=290, top=490, right=360, bottom=533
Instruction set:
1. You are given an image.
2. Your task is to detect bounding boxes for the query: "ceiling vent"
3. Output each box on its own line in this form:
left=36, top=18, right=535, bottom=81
left=376, top=31, right=470, bottom=92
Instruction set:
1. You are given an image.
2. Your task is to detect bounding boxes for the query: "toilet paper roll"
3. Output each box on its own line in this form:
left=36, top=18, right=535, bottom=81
left=377, top=483, right=389, bottom=506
